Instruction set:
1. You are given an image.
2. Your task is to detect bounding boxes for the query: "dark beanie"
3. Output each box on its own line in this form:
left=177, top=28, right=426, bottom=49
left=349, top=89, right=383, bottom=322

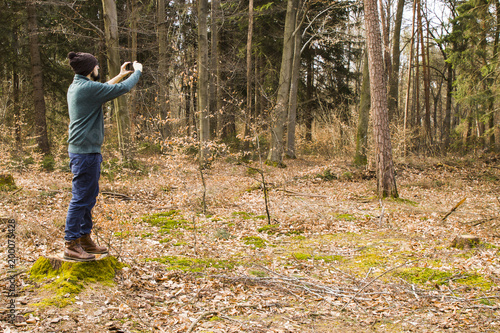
left=68, top=52, right=98, bottom=76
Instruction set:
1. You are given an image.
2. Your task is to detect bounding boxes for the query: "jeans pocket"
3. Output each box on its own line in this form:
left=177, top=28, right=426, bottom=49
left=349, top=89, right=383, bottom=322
left=70, top=154, right=90, bottom=174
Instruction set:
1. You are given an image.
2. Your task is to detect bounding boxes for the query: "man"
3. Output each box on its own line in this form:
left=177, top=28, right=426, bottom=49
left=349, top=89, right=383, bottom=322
left=64, top=51, right=142, bottom=261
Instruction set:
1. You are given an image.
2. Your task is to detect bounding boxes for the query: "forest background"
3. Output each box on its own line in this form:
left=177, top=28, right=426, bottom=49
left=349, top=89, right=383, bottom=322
left=1, top=0, right=498, bottom=170
left=1, top=0, right=500, bottom=332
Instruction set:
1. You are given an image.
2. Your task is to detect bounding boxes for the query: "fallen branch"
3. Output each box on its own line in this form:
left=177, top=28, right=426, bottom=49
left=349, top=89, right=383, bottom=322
left=441, top=197, right=467, bottom=222
left=277, top=189, right=329, bottom=198
left=340, top=258, right=420, bottom=311
left=101, top=191, right=133, bottom=201
left=186, top=310, right=218, bottom=333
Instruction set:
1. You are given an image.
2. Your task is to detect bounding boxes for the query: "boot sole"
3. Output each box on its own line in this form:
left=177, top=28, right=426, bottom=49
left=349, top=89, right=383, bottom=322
left=63, top=255, right=96, bottom=262
left=83, top=250, right=109, bottom=254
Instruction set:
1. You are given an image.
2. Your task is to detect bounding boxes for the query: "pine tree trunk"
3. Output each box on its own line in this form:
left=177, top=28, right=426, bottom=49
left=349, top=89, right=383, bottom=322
left=364, top=0, right=398, bottom=198
left=197, top=0, right=210, bottom=163
left=27, top=1, right=50, bottom=155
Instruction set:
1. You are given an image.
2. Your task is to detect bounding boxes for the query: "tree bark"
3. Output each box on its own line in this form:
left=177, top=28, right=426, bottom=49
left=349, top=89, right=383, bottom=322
left=305, top=46, right=314, bottom=142
left=267, top=0, right=298, bottom=164
left=364, top=0, right=398, bottom=198
left=417, top=0, right=431, bottom=146
left=102, top=0, right=131, bottom=161
left=128, top=0, right=138, bottom=140
left=388, top=0, right=405, bottom=121
left=286, top=2, right=303, bottom=159
left=197, top=0, right=210, bottom=163
left=27, top=1, right=50, bottom=155
left=354, top=51, right=370, bottom=166
left=378, top=0, right=391, bottom=80
left=210, top=0, right=220, bottom=138
left=243, top=0, right=254, bottom=149
left=158, top=0, right=170, bottom=138
left=403, top=0, right=417, bottom=156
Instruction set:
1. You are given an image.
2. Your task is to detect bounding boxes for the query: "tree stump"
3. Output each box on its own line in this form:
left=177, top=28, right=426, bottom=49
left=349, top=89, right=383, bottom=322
left=451, top=235, right=480, bottom=249
left=28, top=255, right=124, bottom=307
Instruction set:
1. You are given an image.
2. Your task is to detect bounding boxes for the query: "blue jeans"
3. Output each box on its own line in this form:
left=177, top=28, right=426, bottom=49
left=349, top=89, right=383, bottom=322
left=65, top=153, right=102, bottom=241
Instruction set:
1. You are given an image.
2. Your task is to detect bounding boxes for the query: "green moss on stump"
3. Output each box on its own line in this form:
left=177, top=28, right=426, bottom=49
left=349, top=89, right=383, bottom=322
left=29, top=256, right=124, bottom=307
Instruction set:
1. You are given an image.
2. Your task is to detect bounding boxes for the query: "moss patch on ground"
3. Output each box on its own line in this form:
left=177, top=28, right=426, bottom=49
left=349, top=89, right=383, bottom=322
left=396, top=267, right=494, bottom=291
left=232, top=211, right=267, bottom=220
left=257, top=224, right=279, bottom=234
left=291, top=252, right=344, bottom=262
left=29, top=256, right=124, bottom=307
left=141, top=210, right=190, bottom=233
left=0, top=174, right=17, bottom=191
left=148, top=256, right=237, bottom=272
left=243, top=236, right=268, bottom=248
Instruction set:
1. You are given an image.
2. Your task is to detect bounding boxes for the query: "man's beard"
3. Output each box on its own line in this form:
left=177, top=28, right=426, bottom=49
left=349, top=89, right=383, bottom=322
left=90, top=72, right=100, bottom=82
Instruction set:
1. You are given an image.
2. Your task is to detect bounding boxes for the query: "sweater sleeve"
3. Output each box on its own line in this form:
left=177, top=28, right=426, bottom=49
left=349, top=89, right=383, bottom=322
left=90, top=70, right=142, bottom=104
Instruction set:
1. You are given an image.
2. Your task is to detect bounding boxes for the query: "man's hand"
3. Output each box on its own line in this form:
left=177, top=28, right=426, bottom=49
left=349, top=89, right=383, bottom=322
left=133, top=61, right=143, bottom=72
left=107, top=62, right=140, bottom=85
left=119, top=62, right=134, bottom=77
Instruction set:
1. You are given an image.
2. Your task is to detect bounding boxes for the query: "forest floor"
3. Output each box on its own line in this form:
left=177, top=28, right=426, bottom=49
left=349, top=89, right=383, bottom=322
left=1, top=151, right=500, bottom=332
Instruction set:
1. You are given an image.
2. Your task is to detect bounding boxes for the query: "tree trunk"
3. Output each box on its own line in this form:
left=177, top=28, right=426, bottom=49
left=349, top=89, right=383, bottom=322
left=12, top=30, right=22, bottom=151
left=286, top=3, right=303, bottom=159
left=305, top=46, right=313, bottom=142
left=267, top=0, right=298, bottom=164
left=403, top=0, right=417, bottom=156
left=210, top=0, right=220, bottom=138
left=354, top=51, right=370, bottom=166
left=197, top=0, right=210, bottom=163
left=364, top=0, right=398, bottom=198
left=27, top=1, right=50, bottom=155
left=378, top=0, right=391, bottom=80
left=388, top=0, right=405, bottom=120
left=243, top=0, right=254, bottom=149
left=128, top=0, right=138, bottom=140
left=417, top=0, right=431, bottom=146
left=102, top=0, right=131, bottom=161
left=158, top=0, right=170, bottom=138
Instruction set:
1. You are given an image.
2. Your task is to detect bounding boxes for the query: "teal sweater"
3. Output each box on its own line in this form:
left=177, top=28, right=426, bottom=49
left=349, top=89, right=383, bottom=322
left=67, top=70, right=142, bottom=154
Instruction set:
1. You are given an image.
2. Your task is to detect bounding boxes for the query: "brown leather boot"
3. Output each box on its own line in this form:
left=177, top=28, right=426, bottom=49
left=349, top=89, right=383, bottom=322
left=63, top=239, right=95, bottom=262
left=79, top=233, right=108, bottom=254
